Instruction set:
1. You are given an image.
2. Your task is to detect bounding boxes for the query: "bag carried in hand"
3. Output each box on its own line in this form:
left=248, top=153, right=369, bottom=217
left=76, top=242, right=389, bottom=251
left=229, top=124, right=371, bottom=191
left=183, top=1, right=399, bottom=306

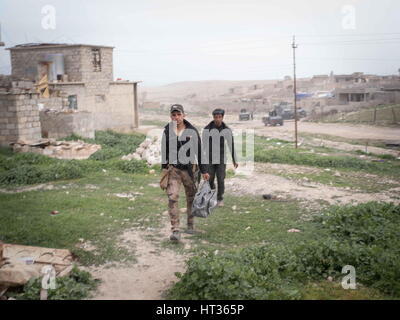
left=192, top=181, right=218, bottom=218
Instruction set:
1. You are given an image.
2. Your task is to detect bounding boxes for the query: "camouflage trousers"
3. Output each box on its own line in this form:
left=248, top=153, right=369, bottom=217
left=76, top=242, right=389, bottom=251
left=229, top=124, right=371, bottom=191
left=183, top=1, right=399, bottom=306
left=166, top=166, right=197, bottom=232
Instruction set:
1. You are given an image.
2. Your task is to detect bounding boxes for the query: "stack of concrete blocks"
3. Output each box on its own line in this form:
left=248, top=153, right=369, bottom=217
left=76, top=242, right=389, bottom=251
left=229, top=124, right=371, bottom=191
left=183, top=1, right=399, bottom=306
left=0, top=92, right=41, bottom=146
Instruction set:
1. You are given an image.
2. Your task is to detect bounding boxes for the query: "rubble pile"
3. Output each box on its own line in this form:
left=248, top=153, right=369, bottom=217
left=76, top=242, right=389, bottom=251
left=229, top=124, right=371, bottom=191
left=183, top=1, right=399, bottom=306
left=122, top=136, right=161, bottom=166
left=12, top=139, right=101, bottom=160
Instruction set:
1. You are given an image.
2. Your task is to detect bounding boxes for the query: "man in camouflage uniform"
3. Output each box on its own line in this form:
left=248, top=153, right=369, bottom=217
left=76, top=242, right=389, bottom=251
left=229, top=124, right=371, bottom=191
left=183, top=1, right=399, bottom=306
left=161, top=104, right=209, bottom=241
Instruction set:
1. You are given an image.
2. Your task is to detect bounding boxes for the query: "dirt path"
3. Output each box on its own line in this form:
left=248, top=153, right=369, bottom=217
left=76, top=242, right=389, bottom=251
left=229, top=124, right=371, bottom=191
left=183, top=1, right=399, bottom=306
left=227, top=163, right=400, bottom=206
left=231, top=119, right=400, bottom=141
left=87, top=213, right=192, bottom=300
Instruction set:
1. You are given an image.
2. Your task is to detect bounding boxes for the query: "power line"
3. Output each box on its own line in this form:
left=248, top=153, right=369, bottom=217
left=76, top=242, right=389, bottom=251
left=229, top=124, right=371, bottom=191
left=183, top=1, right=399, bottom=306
left=296, top=32, right=400, bottom=38
left=300, top=38, right=400, bottom=46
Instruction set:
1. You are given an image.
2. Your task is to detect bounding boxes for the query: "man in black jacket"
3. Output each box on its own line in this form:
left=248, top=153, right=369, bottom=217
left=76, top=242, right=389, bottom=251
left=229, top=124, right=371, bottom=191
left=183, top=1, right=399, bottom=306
left=202, top=108, right=238, bottom=207
left=161, top=104, right=209, bottom=241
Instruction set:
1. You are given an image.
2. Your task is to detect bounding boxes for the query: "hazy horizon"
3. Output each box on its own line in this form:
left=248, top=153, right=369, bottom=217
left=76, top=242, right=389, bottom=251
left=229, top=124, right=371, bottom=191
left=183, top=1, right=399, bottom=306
left=1, top=0, right=400, bottom=86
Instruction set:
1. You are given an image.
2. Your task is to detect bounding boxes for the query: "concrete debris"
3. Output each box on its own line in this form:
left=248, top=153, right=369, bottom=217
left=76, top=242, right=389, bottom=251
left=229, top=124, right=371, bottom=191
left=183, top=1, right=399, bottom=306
left=122, top=136, right=161, bottom=166
left=11, top=139, right=101, bottom=160
left=0, top=244, right=73, bottom=288
left=287, top=229, right=301, bottom=233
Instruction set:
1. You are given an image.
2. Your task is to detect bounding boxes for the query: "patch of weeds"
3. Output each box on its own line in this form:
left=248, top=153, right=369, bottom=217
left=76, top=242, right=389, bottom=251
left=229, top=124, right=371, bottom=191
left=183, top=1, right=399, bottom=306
left=168, top=202, right=400, bottom=300
left=88, top=130, right=145, bottom=160
left=8, top=266, right=99, bottom=300
left=355, top=150, right=398, bottom=161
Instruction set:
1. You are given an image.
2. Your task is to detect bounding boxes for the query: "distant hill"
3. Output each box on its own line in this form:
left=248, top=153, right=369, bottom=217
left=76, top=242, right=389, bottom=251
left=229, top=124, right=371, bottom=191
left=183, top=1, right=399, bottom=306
left=143, top=79, right=278, bottom=101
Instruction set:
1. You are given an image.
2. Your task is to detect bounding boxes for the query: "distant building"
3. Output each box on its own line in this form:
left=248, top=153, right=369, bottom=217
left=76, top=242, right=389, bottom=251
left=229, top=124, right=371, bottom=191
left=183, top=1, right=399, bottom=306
left=334, top=87, right=375, bottom=104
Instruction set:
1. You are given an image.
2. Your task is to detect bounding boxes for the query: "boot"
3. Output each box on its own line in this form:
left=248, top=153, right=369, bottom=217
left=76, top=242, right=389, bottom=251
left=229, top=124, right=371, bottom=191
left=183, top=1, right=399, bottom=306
left=185, top=224, right=195, bottom=235
left=170, top=230, right=181, bottom=241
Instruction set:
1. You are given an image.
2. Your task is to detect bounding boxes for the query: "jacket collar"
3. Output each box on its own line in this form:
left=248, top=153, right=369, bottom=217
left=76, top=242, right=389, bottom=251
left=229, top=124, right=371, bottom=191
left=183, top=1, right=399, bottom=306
left=164, top=119, right=196, bottom=132
left=207, top=121, right=227, bottom=130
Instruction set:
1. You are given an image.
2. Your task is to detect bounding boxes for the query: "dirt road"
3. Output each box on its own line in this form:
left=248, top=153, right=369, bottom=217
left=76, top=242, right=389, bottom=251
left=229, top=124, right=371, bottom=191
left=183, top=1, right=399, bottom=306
left=141, top=112, right=400, bottom=142
left=140, top=112, right=400, bottom=156
left=232, top=119, right=400, bottom=142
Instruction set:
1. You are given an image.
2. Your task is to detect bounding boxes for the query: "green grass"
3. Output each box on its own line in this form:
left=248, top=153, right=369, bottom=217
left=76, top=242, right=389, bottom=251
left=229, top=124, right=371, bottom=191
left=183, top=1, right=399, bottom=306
left=279, top=170, right=399, bottom=193
left=0, top=131, right=148, bottom=187
left=190, top=195, right=319, bottom=251
left=0, top=170, right=165, bottom=265
left=253, top=136, right=400, bottom=179
left=168, top=202, right=400, bottom=300
left=317, top=104, right=400, bottom=126
left=2, top=129, right=399, bottom=300
left=298, top=132, right=397, bottom=150
left=300, top=282, right=391, bottom=300
left=0, top=129, right=160, bottom=266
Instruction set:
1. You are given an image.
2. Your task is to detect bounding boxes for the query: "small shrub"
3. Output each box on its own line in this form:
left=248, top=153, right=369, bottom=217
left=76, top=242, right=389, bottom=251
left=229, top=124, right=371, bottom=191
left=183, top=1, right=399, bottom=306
left=9, top=266, right=99, bottom=300
left=0, top=161, right=84, bottom=186
left=89, top=148, right=123, bottom=161
left=114, top=159, right=148, bottom=174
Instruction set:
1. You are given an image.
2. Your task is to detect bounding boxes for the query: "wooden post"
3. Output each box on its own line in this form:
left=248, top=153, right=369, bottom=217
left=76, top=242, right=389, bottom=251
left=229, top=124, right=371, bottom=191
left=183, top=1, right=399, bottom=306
left=373, top=107, right=377, bottom=124
left=0, top=241, right=4, bottom=267
left=392, top=107, right=397, bottom=124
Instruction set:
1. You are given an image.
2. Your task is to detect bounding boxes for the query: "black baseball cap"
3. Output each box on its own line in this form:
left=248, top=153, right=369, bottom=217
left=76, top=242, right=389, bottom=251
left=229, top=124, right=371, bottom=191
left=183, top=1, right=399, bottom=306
left=170, top=104, right=184, bottom=114
left=212, top=108, right=225, bottom=116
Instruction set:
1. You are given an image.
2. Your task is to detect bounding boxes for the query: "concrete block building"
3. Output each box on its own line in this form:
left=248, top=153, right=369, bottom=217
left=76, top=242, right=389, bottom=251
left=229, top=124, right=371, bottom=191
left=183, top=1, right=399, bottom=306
left=0, top=43, right=139, bottom=145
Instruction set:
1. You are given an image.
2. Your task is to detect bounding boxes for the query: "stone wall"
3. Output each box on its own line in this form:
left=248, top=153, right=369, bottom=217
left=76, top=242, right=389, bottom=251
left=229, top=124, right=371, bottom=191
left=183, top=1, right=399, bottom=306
left=40, top=111, right=95, bottom=139
left=0, top=92, right=42, bottom=145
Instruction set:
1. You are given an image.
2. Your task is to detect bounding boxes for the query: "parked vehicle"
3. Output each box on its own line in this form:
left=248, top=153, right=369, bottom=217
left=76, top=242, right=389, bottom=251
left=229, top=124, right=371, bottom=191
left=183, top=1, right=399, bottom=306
left=262, top=111, right=284, bottom=126
left=239, top=109, right=252, bottom=121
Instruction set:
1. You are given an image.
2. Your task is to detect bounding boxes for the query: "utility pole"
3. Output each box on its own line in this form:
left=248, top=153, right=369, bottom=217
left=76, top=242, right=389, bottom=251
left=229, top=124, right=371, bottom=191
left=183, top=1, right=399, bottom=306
left=0, top=23, right=5, bottom=46
left=292, top=35, right=298, bottom=149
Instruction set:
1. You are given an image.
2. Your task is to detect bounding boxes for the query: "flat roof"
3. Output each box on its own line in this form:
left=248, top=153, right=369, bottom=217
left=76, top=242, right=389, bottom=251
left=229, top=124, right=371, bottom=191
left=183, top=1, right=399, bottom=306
left=7, top=43, right=114, bottom=50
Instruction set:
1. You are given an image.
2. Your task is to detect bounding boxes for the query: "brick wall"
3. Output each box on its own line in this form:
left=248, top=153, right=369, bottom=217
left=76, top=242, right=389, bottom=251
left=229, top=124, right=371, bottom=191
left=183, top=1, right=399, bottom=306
left=40, top=111, right=95, bottom=139
left=94, top=82, right=136, bottom=131
left=0, top=92, right=42, bottom=146
left=10, top=47, right=83, bottom=82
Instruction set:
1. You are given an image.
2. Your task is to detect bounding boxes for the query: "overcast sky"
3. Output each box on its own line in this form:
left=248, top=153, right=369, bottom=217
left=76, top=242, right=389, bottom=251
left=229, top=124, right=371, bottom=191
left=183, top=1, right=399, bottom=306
left=1, top=0, right=400, bottom=86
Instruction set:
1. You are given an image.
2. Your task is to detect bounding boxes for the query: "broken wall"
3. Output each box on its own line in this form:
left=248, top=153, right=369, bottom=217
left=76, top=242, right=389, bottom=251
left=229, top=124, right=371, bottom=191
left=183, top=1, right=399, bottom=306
left=10, top=46, right=83, bottom=82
